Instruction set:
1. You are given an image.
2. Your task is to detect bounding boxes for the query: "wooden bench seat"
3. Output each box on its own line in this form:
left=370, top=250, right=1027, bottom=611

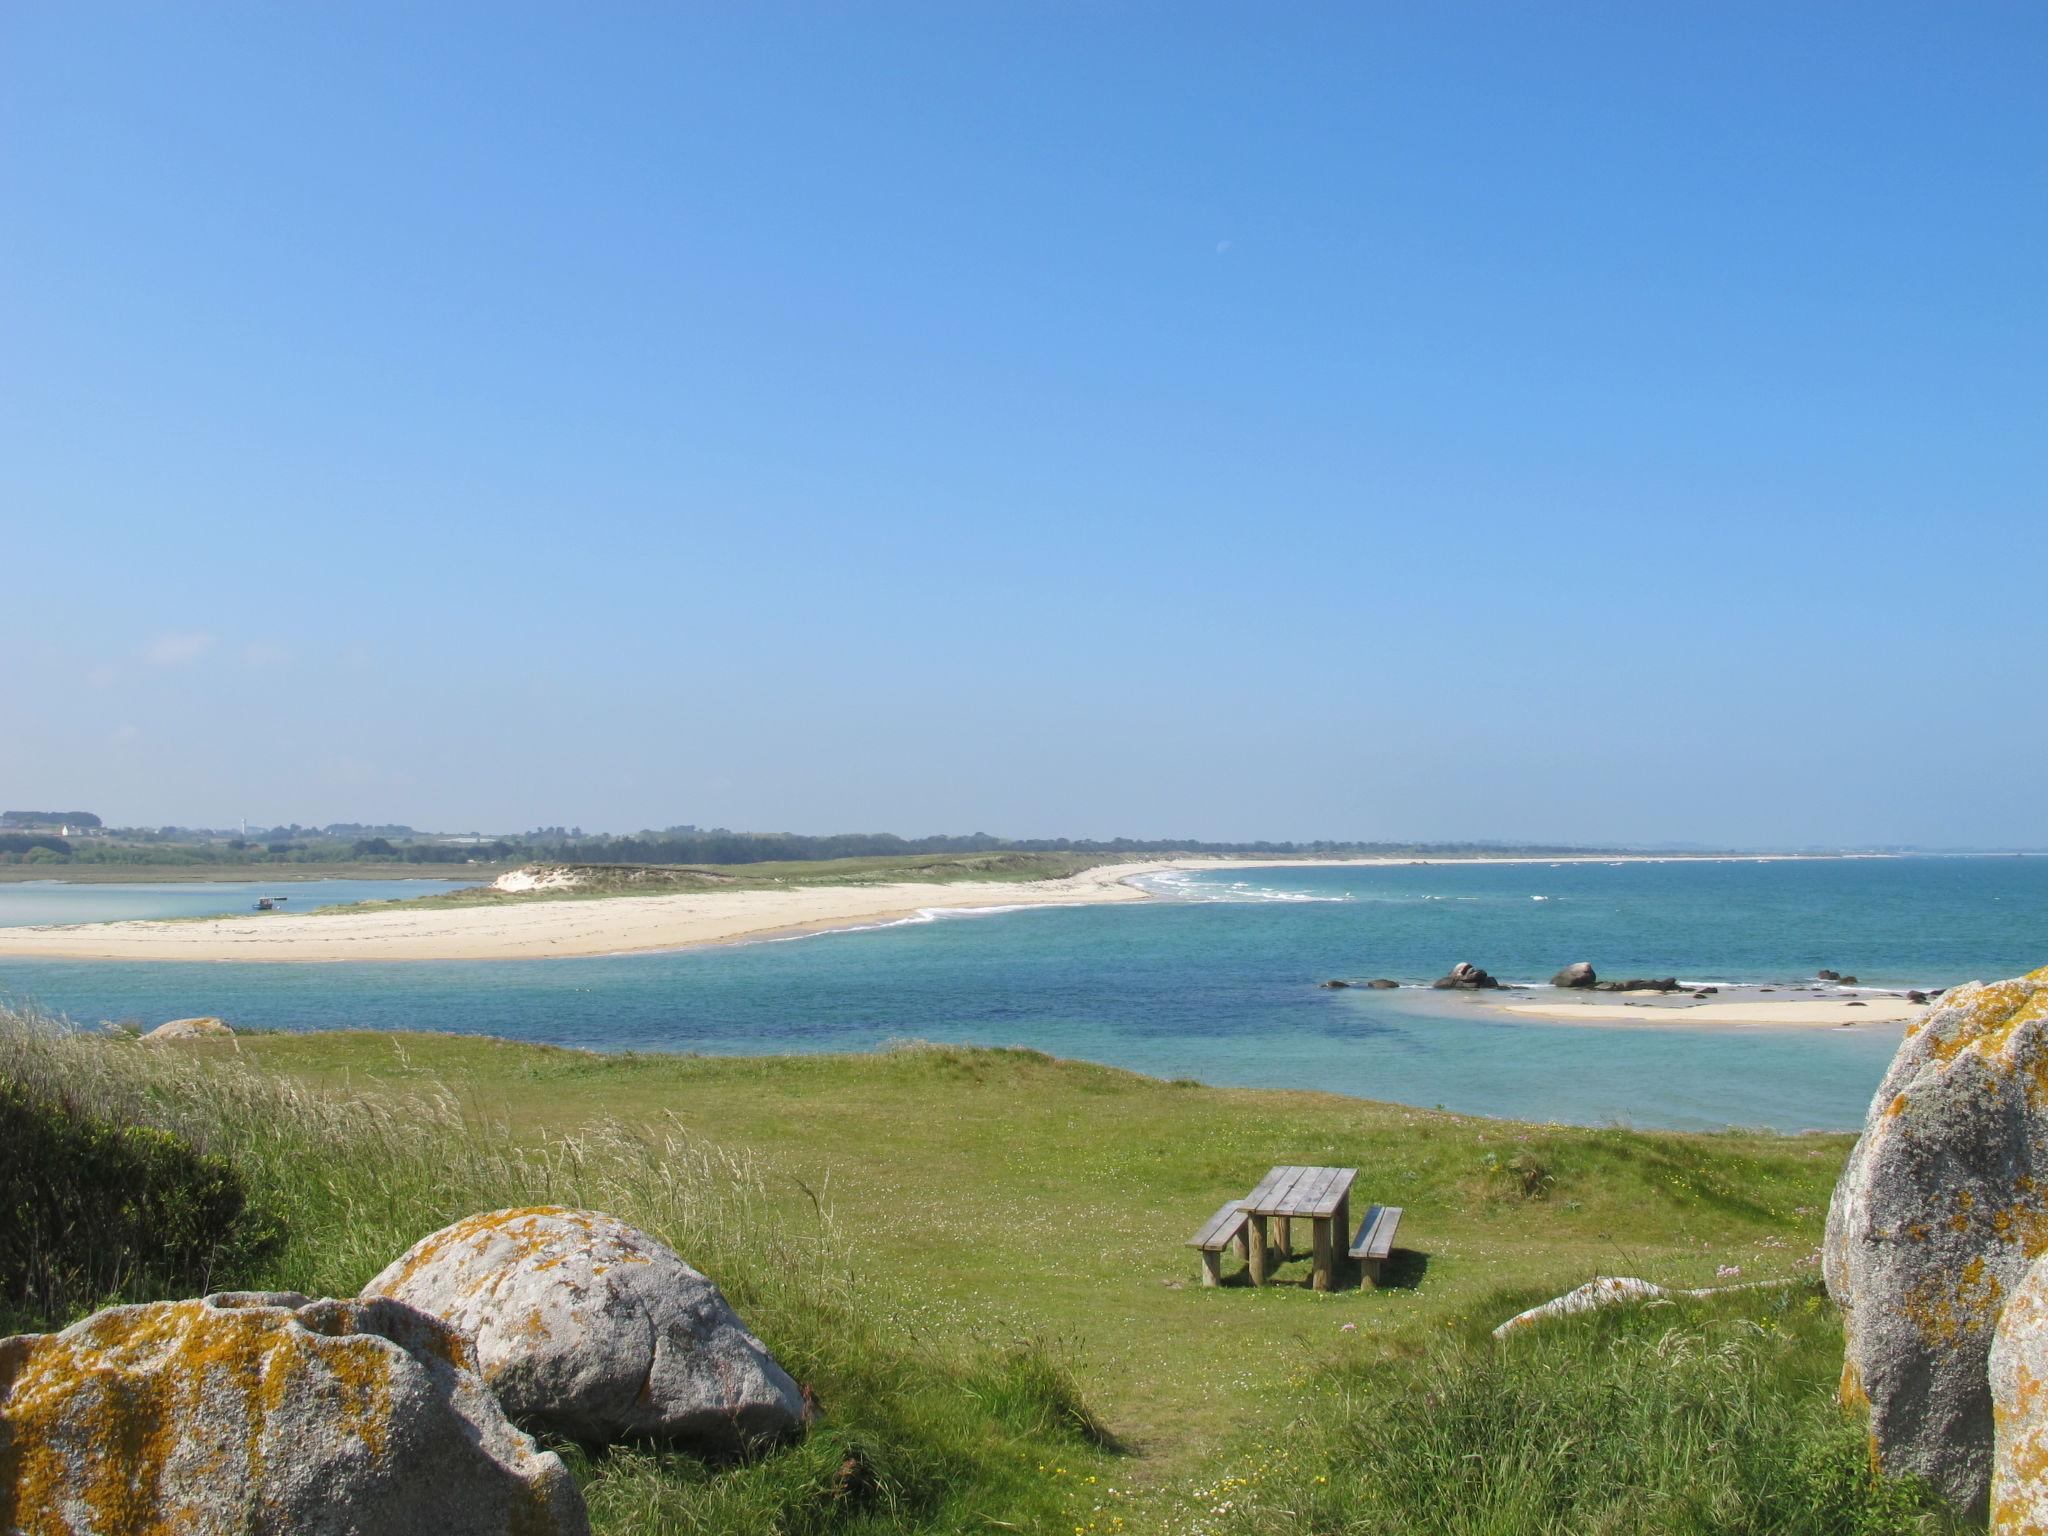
left=1349, top=1204, right=1403, bottom=1285
left=1186, top=1200, right=1251, bottom=1286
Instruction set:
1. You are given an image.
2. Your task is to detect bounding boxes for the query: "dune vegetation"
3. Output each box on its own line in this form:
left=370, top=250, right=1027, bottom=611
left=0, top=1005, right=1955, bottom=1533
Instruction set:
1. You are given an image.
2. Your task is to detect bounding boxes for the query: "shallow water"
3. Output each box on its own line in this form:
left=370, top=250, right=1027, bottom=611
left=2, top=857, right=2041, bottom=1132
left=0, top=878, right=466, bottom=927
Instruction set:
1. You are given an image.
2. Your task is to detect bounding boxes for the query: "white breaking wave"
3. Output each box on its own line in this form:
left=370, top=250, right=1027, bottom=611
left=1128, top=871, right=1350, bottom=904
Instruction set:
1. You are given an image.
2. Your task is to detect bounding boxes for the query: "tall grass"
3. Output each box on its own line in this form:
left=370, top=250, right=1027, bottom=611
left=1195, top=1286, right=1957, bottom=1536
left=0, top=1006, right=1108, bottom=1534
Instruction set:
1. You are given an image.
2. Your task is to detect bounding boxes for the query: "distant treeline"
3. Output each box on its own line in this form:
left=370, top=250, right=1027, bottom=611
left=0, top=812, right=101, bottom=829
left=0, top=824, right=1617, bottom=870
left=527, top=830, right=1602, bottom=866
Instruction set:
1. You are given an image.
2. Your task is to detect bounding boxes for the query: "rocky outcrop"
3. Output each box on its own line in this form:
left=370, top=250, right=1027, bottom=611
left=1319, top=979, right=1351, bottom=989
left=1991, top=1251, right=2048, bottom=1532
left=1550, top=962, right=1597, bottom=989
left=363, top=1207, right=807, bottom=1455
left=1595, top=977, right=1681, bottom=993
left=1819, top=970, right=1842, bottom=981
left=1432, top=962, right=1500, bottom=990
left=0, top=1290, right=587, bottom=1535
left=1366, top=978, right=1400, bottom=989
left=142, top=1016, right=233, bottom=1041
left=1824, top=965, right=2048, bottom=1518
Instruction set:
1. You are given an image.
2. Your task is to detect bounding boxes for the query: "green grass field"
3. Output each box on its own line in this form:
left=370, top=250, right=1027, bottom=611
left=0, top=1012, right=1954, bottom=1533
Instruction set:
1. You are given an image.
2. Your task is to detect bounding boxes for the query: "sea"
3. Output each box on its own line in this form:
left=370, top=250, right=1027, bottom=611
left=2, top=857, right=2043, bottom=1133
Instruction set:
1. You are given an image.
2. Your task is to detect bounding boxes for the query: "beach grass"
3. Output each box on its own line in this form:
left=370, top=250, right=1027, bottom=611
left=0, top=1010, right=1947, bottom=1532
left=303, top=850, right=1124, bottom=915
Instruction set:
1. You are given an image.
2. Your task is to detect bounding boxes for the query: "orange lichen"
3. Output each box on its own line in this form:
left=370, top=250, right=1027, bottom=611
left=1903, top=1256, right=2007, bottom=1349
left=0, top=1296, right=407, bottom=1532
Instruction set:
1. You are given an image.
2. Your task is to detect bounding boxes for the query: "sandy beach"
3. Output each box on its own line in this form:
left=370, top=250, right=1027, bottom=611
left=0, top=860, right=1183, bottom=963
left=1495, top=994, right=1920, bottom=1028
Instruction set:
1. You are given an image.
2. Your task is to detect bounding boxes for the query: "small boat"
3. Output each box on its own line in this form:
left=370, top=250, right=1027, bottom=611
left=254, top=897, right=276, bottom=911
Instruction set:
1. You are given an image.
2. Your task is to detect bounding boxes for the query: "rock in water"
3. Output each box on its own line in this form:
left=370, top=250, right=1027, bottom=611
left=1550, top=962, right=1597, bottom=989
left=1824, top=965, right=2048, bottom=1518
left=1992, top=1252, right=2048, bottom=1532
left=0, top=1291, right=587, bottom=1535
left=363, top=1207, right=807, bottom=1455
left=1432, top=962, right=1500, bottom=990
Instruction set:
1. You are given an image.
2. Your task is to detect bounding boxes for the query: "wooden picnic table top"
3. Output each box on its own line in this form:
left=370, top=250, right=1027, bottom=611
left=1242, top=1164, right=1358, bottom=1219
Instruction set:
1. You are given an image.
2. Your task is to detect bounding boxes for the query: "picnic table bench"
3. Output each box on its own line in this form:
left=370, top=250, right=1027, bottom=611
left=1186, top=1165, right=1365, bottom=1292
left=1349, top=1203, right=1403, bottom=1287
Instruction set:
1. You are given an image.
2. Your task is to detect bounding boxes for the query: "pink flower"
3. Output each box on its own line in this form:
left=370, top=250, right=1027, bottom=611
left=1340, top=1323, right=1357, bottom=1332
left=1716, top=1265, right=1742, bottom=1279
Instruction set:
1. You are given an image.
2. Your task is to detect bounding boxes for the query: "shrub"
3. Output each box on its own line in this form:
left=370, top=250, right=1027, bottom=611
left=0, top=1074, right=282, bottom=1332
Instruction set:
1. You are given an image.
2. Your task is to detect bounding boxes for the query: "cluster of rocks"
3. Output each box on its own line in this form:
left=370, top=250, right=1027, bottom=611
left=0, top=1207, right=809, bottom=1533
left=1318, top=977, right=1400, bottom=990
left=1431, top=962, right=1500, bottom=990
left=1824, top=964, right=2048, bottom=1522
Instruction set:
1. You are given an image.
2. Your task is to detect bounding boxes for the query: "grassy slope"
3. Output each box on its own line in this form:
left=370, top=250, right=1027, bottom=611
left=233, top=1033, right=1848, bottom=1482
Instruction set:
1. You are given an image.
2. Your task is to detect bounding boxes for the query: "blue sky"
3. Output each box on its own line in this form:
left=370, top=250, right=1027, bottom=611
left=3, top=4, right=2043, bottom=845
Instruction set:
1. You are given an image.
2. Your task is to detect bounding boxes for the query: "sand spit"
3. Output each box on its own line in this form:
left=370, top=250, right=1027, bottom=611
left=0, top=852, right=1898, bottom=966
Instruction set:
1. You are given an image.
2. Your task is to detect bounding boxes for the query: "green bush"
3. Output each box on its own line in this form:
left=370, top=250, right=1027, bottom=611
left=0, top=1074, right=282, bottom=1333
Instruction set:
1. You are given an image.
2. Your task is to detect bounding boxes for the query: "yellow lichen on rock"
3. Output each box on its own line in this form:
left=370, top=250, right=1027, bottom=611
left=0, top=1292, right=587, bottom=1536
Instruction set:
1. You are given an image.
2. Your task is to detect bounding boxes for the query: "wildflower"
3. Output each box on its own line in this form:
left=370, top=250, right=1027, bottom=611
left=1716, top=1264, right=1742, bottom=1278
left=1340, top=1322, right=1357, bottom=1332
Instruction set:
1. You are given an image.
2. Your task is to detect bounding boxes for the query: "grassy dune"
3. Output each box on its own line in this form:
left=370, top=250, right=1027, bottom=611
left=303, top=851, right=1123, bottom=915
left=0, top=1013, right=1952, bottom=1533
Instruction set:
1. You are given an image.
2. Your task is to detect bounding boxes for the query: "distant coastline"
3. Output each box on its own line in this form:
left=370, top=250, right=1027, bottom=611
left=0, top=850, right=1939, bottom=970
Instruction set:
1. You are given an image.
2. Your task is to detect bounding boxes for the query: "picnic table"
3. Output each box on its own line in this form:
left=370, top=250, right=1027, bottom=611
left=1186, top=1165, right=1404, bottom=1291
left=1243, top=1164, right=1356, bottom=1292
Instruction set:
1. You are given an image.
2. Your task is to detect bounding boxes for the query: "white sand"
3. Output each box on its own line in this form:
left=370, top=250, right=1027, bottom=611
left=1497, top=995, right=1920, bottom=1028
left=0, top=851, right=1903, bottom=966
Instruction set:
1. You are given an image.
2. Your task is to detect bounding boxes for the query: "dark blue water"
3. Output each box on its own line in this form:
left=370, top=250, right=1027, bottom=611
left=4, top=858, right=2042, bottom=1131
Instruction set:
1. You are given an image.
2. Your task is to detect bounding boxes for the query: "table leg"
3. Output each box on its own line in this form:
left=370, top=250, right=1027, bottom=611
left=1312, top=1216, right=1333, bottom=1291
left=1274, top=1215, right=1291, bottom=1259
left=1248, top=1214, right=1270, bottom=1286
left=1201, top=1249, right=1223, bottom=1288
left=1333, top=1192, right=1352, bottom=1286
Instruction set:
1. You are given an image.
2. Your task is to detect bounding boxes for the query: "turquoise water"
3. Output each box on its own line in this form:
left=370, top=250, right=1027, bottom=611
left=0, top=879, right=466, bottom=927
left=3, top=857, right=2043, bottom=1132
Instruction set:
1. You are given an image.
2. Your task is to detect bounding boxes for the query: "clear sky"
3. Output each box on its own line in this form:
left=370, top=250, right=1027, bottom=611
left=3, top=4, right=2043, bottom=847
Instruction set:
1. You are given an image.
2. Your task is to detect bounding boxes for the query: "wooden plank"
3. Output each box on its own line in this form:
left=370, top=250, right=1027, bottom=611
left=1284, top=1166, right=1345, bottom=1216
left=1311, top=1167, right=1359, bottom=1218
left=1348, top=1205, right=1403, bottom=1260
left=1241, top=1166, right=1294, bottom=1211
left=1261, top=1165, right=1318, bottom=1213
left=1187, top=1200, right=1249, bottom=1250
left=1349, top=1204, right=1388, bottom=1259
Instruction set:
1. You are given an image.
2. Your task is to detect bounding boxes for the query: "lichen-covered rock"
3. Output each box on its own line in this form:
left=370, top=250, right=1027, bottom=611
left=1432, top=962, right=1500, bottom=990
left=1992, top=1252, right=2048, bottom=1533
left=142, top=1016, right=233, bottom=1041
left=1824, top=965, right=2048, bottom=1518
left=363, top=1207, right=807, bottom=1455
left=0, top=1290, right=587, bottom=1535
